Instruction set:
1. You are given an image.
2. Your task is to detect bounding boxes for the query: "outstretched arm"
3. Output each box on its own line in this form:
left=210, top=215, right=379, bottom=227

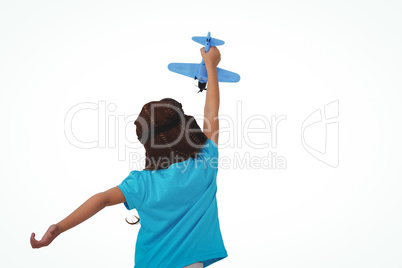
left=30, top=186, right=125, bottom=249
left=201, top=47, right=221, bottom=145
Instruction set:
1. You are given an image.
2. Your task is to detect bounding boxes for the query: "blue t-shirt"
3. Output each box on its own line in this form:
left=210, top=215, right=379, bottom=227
left=118, top=139, right=227, bottom=268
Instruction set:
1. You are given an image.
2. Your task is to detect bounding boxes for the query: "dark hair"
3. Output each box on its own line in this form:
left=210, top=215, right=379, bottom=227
left=134, top=98, right=207, bottom=170
left=125, top=215, right=140, bottom=225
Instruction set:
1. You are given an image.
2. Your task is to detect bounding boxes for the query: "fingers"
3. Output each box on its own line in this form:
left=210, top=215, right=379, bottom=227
left=30, top=232, right=40, bottom=248
left=30, top=232, right=47, bottom=249
left=200, top=46, right=220, bottom=53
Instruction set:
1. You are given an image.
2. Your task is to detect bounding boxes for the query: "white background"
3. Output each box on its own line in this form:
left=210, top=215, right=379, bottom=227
left=1, top=0, right=402, bottom=267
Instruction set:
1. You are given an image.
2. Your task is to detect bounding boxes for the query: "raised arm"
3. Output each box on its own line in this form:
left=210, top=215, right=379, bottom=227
left=201, top=47, right=221, bottom=145
left=30, top=186, right=126, bottom=249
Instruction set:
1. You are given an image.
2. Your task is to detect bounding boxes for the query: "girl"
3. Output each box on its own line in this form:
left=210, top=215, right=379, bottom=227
left=30, top=46, right=226, bottom=268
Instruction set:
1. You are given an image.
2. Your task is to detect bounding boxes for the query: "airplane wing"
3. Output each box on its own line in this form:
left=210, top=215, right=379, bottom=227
left=217, top=67, right=241, bottom=83
left=168, top=63, right=199, bottom=79
left=168, top=63, right=241, bottom=83
left=192, top=36, right=225, bottom=47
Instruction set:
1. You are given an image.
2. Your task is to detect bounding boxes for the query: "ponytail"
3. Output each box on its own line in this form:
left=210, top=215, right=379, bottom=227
left=125, top=215, right=140, bottom=225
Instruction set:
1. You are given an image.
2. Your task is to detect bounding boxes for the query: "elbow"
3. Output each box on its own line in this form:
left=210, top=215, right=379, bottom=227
left=204, top=103, right=219, bottom=115
left=94, top=192, right=109, bottom=208
left=204, top=110, right=219, bottom=120
left=204, top=106, right=219, bottom=116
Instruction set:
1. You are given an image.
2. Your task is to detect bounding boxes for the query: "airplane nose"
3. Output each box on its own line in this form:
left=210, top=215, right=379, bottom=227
left=198, top=76, right=207, bottom=83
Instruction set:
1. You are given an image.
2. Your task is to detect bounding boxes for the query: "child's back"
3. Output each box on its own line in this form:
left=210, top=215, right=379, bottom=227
left=119, top=139, right=226, bottom=267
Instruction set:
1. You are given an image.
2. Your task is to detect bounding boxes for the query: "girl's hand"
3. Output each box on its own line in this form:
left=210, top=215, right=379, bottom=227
left=201, top=47, right=221, bottom=69
left=30, top=224, right=60, bottom=249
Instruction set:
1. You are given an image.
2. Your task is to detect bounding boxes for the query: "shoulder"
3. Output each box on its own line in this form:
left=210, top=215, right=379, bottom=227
left=196, top=139, right=219, bottom=170
left=120, top=170, right=144, bottom=187
left=125, top=170, right=142, bottom=180
left=129, top=170, right=141, bottom=176
left=200, top=139, right=219, bottom=158
left=118, top=170, right=146, bottom=210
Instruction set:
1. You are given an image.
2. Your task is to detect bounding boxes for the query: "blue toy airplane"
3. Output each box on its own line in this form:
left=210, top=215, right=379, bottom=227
left=168, top=32, right=240, bottom=92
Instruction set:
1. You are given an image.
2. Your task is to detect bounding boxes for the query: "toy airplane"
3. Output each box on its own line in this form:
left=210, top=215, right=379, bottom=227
left=168, top=32, right=241, bottom=92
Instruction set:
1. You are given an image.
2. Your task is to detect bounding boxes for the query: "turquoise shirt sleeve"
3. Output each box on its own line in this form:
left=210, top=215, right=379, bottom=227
left=204, top=139, right=219, bottom=158
left=200, top=139, right=219, bottom=170
left=118, top=170, right=145, bottom=210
